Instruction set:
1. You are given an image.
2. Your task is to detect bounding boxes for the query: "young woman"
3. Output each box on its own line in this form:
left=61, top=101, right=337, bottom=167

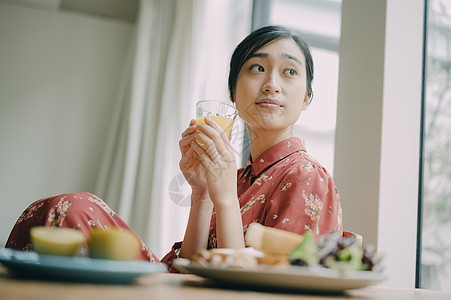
left=6, top=26, right=342, bottom=269
left=162, top=25, right=342, bottom=269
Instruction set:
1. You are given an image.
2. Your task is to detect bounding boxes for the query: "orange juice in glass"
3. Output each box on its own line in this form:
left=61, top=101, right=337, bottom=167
left=196, top=100, right=237, bottom=144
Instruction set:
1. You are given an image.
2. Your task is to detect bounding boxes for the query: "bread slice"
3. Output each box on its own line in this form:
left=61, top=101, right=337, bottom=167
left=256, top=254, right=289, bottom=266
left=245, top=223, right=303, bottom=256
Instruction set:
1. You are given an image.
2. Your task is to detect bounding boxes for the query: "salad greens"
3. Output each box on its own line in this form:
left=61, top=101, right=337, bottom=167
left=287, top=232, right=381, bottom=271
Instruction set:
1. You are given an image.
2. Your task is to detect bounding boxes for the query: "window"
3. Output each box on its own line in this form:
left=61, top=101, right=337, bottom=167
left=420, top=0, right=451, bottom=292
left=269, top=0, right=342, bottom=173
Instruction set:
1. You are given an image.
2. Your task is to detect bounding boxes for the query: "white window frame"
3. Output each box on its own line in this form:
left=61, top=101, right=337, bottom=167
left=334, top=0, right=425, bottom=288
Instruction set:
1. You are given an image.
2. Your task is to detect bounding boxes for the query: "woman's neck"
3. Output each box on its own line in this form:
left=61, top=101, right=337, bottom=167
left=247, top=126, right=293, bottom=161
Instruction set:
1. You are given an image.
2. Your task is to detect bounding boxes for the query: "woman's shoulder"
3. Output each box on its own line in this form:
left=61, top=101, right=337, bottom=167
left=285, top=149, right=332, bottom=179
left=275, top=137, right=332, bottom=178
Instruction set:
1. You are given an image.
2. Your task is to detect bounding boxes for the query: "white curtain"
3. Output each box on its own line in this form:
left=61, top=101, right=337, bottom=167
left=95, top=0, right=251, bottom=258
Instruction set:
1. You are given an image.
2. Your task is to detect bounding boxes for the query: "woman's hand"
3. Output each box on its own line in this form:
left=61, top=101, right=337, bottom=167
left=179, top=119, right=209, bottom=201
left=182, top=117, right=244, bottom=251
left=179, top=120, right=216, bottom=258
left=191, top=117, right=238, bottom=206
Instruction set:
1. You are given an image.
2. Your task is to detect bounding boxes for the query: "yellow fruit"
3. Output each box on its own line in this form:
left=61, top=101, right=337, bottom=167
left=245, top=223, right=303, bottom=256
left=30, top=226, right=86, bottom=257
left=88, top=227, right=141, bottom=261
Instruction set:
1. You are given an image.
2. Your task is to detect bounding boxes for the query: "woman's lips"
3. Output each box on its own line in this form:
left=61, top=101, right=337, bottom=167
left=257, top=102, right=281, bottom=109
left=256, top=99, right=282, bottom=109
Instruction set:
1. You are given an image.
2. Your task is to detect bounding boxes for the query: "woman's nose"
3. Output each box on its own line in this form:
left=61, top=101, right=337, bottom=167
left=262, top=73, right=280, bottom=94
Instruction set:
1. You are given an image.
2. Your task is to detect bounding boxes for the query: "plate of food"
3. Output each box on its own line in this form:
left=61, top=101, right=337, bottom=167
left=173, top=224, right=385, bottom=293
left=0, top=226, right=167, bottom=284
left=0, top=248, right=167, bottom=284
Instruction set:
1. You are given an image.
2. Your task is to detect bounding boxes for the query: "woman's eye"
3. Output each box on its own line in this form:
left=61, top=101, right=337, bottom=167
left=250, top=64, right=265, bottom=72
left=284, top=69, right=297, bottom=76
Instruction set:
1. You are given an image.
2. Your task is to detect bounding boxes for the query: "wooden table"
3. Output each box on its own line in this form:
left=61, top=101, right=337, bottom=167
left=1, top=265, right=450, bottom=300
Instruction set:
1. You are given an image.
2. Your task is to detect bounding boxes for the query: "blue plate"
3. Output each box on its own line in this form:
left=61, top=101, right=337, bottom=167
left=0, top=247, right=167, bottom=284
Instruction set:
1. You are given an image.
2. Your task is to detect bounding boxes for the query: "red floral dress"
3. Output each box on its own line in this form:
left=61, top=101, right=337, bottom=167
left=5, top=192, right=158, bottom=262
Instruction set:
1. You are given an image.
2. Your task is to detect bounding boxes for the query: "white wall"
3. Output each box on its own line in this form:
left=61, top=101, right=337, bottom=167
left=335, top=0, right=424, bottom=288
left=0, top=2, right=134, bottom=245
left=378, top=0, right=424, bottom=288
left=334, top=0, right=386, bottom=259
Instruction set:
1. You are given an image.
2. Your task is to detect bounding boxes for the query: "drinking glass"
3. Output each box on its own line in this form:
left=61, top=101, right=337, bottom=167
left=195, top=100, right=237, bottom=138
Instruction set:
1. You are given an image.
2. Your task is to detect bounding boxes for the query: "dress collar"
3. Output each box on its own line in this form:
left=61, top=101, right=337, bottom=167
left=242, top=137, right=306, bottom=178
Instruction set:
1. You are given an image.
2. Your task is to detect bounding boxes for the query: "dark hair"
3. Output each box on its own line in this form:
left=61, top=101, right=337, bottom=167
left=228, top=25, right=314, bottom=102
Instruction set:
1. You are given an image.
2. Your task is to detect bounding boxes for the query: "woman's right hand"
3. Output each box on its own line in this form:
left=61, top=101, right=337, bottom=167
left=179, top=119, right=209, bottom=200
left=179, top=120, right=214, bottom=259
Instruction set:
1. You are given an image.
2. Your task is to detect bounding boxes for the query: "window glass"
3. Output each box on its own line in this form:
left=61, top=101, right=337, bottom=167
left=198, top=0, right=253, bottom=166
left=421, top=0, right=451, bottom=292
left=270, top=0, right=341, bottom=39
left=269, top=0, right=341, bottom=173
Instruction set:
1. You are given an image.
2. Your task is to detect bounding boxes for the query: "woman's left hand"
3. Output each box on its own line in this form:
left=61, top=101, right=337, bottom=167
left=191, top=117, right=237, bottom=205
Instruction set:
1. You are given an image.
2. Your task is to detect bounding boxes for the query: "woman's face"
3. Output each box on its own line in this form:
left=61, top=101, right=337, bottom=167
left=234, top=38, right=310, bottom=132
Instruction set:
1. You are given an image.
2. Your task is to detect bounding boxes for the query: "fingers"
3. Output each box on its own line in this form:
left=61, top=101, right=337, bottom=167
left=181, top=120, right=197, bottom=138
left=179, top=119, right=198, bottom=154
left=191, top=141, right=212, bottom=167
left=205, top=116, right=232, bottom=140
left=181, top=117, right=234, bottom=166
left=195, top=132, right=220, bottom=162
left=179, top=144, right=197, bottom=170
left=193, top=131, right=236, bottom=169
left=179, top=134, right=196, bottom=149
left=196, top=117, right=229, bottom=153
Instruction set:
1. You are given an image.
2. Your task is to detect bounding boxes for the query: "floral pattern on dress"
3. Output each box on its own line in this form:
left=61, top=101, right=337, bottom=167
left=303, top=162, right=314, bottom=172
left=240, top=194, right=265, bottom=215
left=302, top=191, right=323, bottom=223
left=48, top=198, right=72, bottom=227
left=280, top=181, right=292, bottom=191
left=88, top=196, right=117, bottom=219
left=208, top=233, right=217, bottom=249
left=278, top=158, right=291, bottom=166
left=254, top=173, right=272, bottom=186
left=16, top=202, right=44, bottom=224
left=6, top=192, right=161, bottom=263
